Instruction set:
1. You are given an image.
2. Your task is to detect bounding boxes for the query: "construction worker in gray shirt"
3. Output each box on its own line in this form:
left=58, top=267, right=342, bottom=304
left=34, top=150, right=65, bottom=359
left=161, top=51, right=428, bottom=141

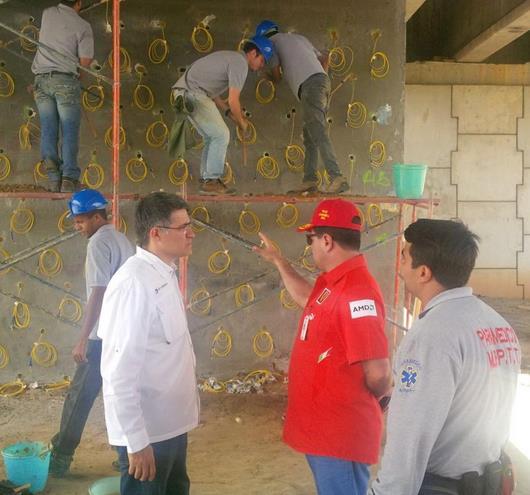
left=32, top=0, right=94, bottom=193
left=256, top=20, right=349, bottom=195
left=371, top=219, right=520, bottom=495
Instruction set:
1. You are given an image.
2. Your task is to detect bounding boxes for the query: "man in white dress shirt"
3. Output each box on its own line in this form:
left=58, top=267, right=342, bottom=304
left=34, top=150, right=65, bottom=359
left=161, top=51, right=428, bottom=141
left=98, top=192, right=198, bottom=494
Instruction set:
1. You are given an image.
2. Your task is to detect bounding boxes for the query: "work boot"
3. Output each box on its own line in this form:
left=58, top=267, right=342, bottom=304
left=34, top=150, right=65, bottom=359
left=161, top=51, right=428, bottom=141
left=49, top=450, right=73, bottom=478
left=60, top=177, right=80, bottom=193
left=287, top=179, right=319, bottom=195
left=43, top=158, right=60, bottom=192
left=326, top=175, right=349, bottom=194
left=199, top=179, right=236, bottom=196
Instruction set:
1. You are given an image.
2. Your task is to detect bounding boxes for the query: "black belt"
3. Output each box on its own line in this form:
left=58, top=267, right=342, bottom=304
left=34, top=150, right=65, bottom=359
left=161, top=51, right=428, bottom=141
left=38, top=71, right=77, bottom=77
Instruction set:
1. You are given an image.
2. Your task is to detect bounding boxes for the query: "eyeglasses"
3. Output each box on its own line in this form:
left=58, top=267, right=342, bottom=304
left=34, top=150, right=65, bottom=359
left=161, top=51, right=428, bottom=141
left=156, top=222, right=192, bottom=232
left=306, top=233, right=319, bottom=245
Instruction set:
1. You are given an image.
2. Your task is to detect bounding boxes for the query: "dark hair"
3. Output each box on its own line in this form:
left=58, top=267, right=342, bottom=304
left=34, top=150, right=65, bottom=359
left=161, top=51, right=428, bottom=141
left=135, top=192, right=188, bottom=247
left=313, top=218, right=362, bottom=251
left=404, top=219, right=479, bottom=289
left=242, top=41, right=259, bottom=55
left=86, top=209, right=108, bottom=220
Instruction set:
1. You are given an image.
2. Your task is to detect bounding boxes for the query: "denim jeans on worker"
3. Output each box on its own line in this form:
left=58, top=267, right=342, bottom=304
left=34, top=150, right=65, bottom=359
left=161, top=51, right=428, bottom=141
left=33, top=73, right=82, bottom=181
left=306, top=454, right=370, bottom=495
left=117, top=434, right=190, bottom=495
left=299, top=73, right=342, bottom=183
left=184, top=91, right=229, bottom=180
left=51, top=339, right=102, bottom=456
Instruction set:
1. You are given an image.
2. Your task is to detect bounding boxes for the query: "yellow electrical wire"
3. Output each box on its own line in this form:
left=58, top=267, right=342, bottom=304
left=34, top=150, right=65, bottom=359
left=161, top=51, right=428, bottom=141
left=108, top=47, right=132, bottom=73
left=191, top=23, right=214, bottom=53
left=222, top=161, right=235, bottom=185
left=357, top=207, right=366, bottom=230
left=280, top=288, right=299, bottom=310
left=18, top=118, right=40, bottom=150
left=125, top=156, right=148, bottom=183
left=301, top=245, right=317, bottom=272
left=38, top=248, right=63, bottom=277
left=347, top=101, right=367, bottom=128
left=255, top=78, right=275, bottom=104
left=118, top=215, right=128, bottom=235
left=234, top=283, right=255, bottom=307
left=33, top=160, right=47, bottom=184
left=189, top=287, right=211, bottom=316
left=237, top=27, right=250, bottom=52
left=0, top=69, right=15, bottom=98
left=0, top=152, right=11, bottom=181
left=82, top=153, right=105, bottom=189
left=168, top=158, right=189, bottom=186
left=10, top=206, right=35, bottom=234
left=0, top=344, right=9, bottom=369
left=44, top=376, right=71, bottom=391
left=58, top=296, right=83, bottom=323
left=285, top=111, right=305, bottom=172
left=236, top=121, right=257, bottom=144
left=208, top=249, right=231, bottom=274
left=0, top=246, right=12, bottom=276
left=211, top=326, right=232, bottom=357
left=148, top=25, right=169, bottom=64
left=0, top=377, right=27, bottom=397
left=146, top=114, right=168, bottom=148
left=82, top=82, right=104, bottom=111
left=276, top=202, right=299, bottom=228
left=370, top=30, right=390, bottom=78
left=328, top=45, right=354, bottom=77
left=31, top=329, right=58, bottom=368
left=133, top=78, right=155, bottom=111
left=191, top=206, right=210, bottom=233
left=104, top=124, right=126, bottom=149
left=20, top=22, right=39, bottom=52
left=256, top=153, right=280, bottom=180
left=57, top=210, right=74, bottom=233
left=238, top=206, right=261, bottom=235
left=367, top=203, right=384, bottom=227
left=369, top=120, right=386, bottom=168
left=253, top=327, right=274, bottom=358
left=12, top=300, right=30, bottom=329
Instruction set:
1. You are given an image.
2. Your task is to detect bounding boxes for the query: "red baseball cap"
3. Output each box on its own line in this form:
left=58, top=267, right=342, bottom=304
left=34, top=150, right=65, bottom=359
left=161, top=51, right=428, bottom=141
left=297, top=199, right=362, bottom=232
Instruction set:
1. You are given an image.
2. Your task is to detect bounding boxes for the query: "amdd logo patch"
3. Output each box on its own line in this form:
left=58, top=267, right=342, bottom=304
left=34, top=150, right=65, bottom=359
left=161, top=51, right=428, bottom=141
left=349, top=299, right=377, bottom=319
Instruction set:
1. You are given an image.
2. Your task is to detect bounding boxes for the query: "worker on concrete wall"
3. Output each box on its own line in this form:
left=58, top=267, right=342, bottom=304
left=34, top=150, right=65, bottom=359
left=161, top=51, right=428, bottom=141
left=31, top=0, right=93, bottom=193
left=172, top=35, right=273, bottom=196
left=256, top=20, right=349, bottom=195
left=49, top=189, right=134, bottom=477
left=253, top=198, right=392, bottom=495
left=98, top=192, right=199, bottom=493
left=371, top=220, right=520, bottom=495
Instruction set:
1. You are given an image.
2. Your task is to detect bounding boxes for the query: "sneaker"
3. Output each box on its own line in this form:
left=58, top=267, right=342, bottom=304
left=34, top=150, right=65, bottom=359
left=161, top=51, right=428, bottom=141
left=199, top=179, right=236, bottom=196
left=49, top=450, right=73, bottom=478
left=287, top=179, right=319, bottom=195
left=326, top=175, right=349, bottom=194
left=60, top=177, right=80, bottom=193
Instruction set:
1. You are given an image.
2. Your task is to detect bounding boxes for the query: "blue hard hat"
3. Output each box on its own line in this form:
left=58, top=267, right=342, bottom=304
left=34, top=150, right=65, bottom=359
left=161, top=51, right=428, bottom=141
left=68, top=189, right=108, bottom=217
left=255, top=20, right=279, bottom=37
left=249, top=35, right=274, bottom=62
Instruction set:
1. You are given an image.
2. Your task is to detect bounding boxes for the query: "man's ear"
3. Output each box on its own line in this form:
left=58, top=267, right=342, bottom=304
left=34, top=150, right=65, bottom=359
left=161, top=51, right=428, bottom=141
left=418, top=264, right=433, bottom=283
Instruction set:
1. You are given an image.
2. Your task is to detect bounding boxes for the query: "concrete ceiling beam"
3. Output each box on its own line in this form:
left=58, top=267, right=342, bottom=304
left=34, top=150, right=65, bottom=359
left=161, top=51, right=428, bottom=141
left=405, top=0, right=427, bottom=21
left=455, top=0, right=530, bottom=62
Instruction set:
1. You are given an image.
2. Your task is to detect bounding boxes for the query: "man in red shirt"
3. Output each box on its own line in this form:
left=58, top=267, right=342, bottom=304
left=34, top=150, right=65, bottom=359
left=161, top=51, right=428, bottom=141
left=254, top=198, right=392, bottom=495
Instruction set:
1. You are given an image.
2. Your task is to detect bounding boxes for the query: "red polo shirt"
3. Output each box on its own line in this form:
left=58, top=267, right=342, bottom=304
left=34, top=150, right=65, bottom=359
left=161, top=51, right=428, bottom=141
left=283, top=255, right=388, bottom=464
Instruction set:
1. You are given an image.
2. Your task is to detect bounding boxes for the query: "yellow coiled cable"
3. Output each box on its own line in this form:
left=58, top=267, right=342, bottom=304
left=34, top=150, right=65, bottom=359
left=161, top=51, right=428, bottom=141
left=347, top=101, right=367, bottom=128
left=82, top=82, right=104, bottom=111
left=57, top=210, right=74, bottom=233
left=20, top=22, right=39, bottom=52
left=125, top=156, right=148, bottom=183
left=367, top=203, right=384, bottom=227
left=234, top=283, right=255, bottom=307
left=211, top=326, right=232, bottom=357
left=256, top=153, right=280, bottom=180
left=168, top=158, right=189, bottom=186
left=0, top=152, right=11, bottom=181
left=285, top=111, right=305, bottom=172
left=146, top=114, right=168, bottom=148
left=301, top=245, right=317, bottom=272
left=280, top=288, right=299, bottom=310
left=0, top=246, right=12, bottom=276
left=236, top=121, right=257, bottom=144
left=369, top=121, right=386, bottom=168
left=148, top=26, right=169, bottom=64
left=370, top=30, right=390, bottom=78
left=253, top=327, right=274, bottom=358
left=208, top=249, right=231, bottom=274
left=0, top=70, right=15, bottom=98
left=191, top=206, right=210, bottom=233
left=31, top=329, right=58, bottom=368
left=189, top=287, right=212, bottom=316
left=0, top=377, right=26, bottom=397
left=133, top=78, right=155, bottom=111
left=0, top=344, right=9, bottom=369
left=82, top=154, right=105, bottom=189
left=108, top=47, right=132, bottom=73
left=10, top=206, right=35, bottom=234
left=33, top=160, right=47, bottom=184
left=191, top=24, right=214, bottom=53
left=18, top=118, right=40, bottom=150
left=44, top=376, right=71, bottom=391
left=118, top=216, right=128, bottom=235
left=238, top=206, right=261, bottom=235
left=276, top=202, right=299, bottom=228
left=328, top=45, right=354, bottom=77
left=104, top=124, right=126, bottom=149
left=222, top=162, right=235, bottom=185
left=58, top=296, right=83, bottom=323
left=38, top=248, right=63, bottom=277
left=12, top=300, right=31, bottom=329
left=255, top=78, right=275, bottom=104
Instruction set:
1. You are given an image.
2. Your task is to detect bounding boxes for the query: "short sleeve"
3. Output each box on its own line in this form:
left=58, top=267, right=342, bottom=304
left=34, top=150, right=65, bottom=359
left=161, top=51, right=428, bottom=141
left=227, top=57, right=248, bottom=90
left=78, top=23, right=94, bottom=59
left=338, top=289, right=388, bottom=364
left=86, top=238, right=112, bottom=288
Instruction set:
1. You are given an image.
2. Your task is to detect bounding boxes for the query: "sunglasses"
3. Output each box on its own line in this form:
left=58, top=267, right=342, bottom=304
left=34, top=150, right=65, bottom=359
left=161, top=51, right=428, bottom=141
left=306, top=233, right=319, bottom=245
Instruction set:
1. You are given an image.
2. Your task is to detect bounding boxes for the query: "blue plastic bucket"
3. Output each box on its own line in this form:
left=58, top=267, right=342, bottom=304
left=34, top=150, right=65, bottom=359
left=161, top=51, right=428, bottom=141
left=88, top=476, right=120, bottom=495
left=1, top=441, right=50, bottom=493
left=392, top=163, right=428, bottom=199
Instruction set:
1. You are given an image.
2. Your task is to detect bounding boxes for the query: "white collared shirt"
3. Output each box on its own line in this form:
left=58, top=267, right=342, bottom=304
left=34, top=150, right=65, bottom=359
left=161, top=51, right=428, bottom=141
left=98, top=247, right=199, bottom=453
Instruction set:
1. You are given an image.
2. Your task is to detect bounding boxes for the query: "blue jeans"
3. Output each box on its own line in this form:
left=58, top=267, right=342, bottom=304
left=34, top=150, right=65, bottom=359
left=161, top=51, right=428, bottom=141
left=180, top=90, right=229, bottom=180
left=117, top=434, right=190, bottom=495
left=299, top=73, right=342, bottom=183
left=51, top=339, right=102, bottom=456
left=306, top=454, right=370, bottom=495
left=33, top=73, right=82, bottom=181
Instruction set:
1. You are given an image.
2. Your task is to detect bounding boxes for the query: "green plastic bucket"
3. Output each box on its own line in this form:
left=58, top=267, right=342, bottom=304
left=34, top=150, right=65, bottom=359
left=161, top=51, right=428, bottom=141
left=392, top=163, right=428, bottom=199
left=88, top=476, right=120, bottom=495
left=1, top=441, right=50, bottom=493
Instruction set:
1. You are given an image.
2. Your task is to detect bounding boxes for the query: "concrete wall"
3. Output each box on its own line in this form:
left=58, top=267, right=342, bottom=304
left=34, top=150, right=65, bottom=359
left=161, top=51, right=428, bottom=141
left=405, top=82, right=529, bottom=298
left=0, top=0, right=406, bottom=381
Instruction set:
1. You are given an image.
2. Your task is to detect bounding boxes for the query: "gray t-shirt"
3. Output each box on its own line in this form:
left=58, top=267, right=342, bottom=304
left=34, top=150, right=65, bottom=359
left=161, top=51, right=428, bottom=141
left=372, top=287, right=520, bottom=495
left=268, top=32, right=325, bottom=99
left=32, top=3, right=94, bottom=75
left=85, top=224, right=134, bottom=340
left=173, top=51, right=248, bottom=98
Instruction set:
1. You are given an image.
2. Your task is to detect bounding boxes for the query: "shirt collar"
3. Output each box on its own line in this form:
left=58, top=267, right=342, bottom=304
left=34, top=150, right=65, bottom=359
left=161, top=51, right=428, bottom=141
left=136, top=246, right=177, bottom=277
left=320, top=254, right=366, bottom=285
left=420, top=286, right=473, bottom=318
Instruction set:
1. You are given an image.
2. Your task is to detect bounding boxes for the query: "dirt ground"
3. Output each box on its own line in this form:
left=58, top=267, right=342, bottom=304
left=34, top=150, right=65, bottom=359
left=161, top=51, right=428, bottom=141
left=0, top=296, right=529, bottom=495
